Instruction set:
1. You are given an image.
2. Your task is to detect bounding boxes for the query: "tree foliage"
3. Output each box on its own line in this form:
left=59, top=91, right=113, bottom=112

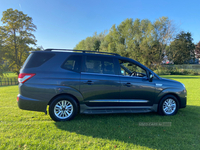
left=0, top=8, right=37, bottom=75
left=167, top=31, right=195, bottom=64
left=74, top=31, right=106, bottom=51
left=0, top=28, right=5, bottom=76
left=75, top=17, right=177, bottom=68
left=195, top=41, right=200, bottom=59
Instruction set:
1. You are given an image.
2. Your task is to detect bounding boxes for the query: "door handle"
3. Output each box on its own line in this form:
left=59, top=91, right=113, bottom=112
left=124, top=82, right=131, bottom=87
left=84, top=80, right=93, bottom=85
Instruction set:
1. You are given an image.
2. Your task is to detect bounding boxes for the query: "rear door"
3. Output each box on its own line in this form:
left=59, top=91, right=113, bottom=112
left=79, top=55, right=120, bottom=106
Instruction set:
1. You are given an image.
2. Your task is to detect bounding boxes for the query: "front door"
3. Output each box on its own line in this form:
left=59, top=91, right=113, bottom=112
left=118, top=59, right=155, bottom=106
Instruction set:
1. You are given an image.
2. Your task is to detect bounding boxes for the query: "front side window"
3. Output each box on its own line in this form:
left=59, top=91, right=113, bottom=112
left=119, top=60, right=147, bottom=77
left=62, top=55, right=81, bottom=72
left=84, top=56, right=115, bottom=75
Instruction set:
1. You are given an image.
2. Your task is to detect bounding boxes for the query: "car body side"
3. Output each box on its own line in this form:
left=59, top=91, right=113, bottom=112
left=18, top=51, right=187, bottom=113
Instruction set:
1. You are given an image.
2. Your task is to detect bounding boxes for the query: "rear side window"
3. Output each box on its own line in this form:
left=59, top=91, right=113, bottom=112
left=23, top=53, right=55, bottom=69
left=61, top=55, right=82, bottom=72
left=84, top=56, right=115, bottom=75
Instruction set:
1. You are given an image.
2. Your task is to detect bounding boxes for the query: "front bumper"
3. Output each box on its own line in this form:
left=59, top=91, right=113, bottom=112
left=180, top=89, right=187, bottom=108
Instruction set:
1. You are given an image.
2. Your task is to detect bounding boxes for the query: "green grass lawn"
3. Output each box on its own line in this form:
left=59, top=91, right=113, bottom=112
left=0, top=75, right=199, bottom=150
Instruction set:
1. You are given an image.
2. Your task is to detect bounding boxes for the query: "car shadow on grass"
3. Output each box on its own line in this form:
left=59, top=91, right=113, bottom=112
left=55, top=105, right=200, bottom=149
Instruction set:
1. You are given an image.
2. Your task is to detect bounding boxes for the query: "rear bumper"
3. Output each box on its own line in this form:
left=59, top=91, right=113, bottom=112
left=17, top=94, right=47, bottom=112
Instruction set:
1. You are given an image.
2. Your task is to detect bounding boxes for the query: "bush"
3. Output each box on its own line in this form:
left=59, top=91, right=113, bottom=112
left=154, top=67, right=200, bottom=75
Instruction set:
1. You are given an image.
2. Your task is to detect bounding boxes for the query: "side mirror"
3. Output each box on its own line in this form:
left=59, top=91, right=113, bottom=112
left=149, top=73, right=154, bottom=82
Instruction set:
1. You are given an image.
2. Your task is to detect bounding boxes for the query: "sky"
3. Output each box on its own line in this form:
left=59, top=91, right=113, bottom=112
left=0, top=0, right=200, bottom=49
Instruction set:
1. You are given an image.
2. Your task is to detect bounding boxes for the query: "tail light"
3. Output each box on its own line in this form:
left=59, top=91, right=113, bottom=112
left=18, top=73, right=35, bottom=83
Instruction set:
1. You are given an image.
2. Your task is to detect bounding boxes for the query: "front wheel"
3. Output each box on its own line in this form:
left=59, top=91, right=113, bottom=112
left=158, top=95, right=179, bottom=116
left=49, top=95, right=78, bottom=121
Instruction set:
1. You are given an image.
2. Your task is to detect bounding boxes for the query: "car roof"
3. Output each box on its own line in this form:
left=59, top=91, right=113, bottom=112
left=31, top=49, right=146, bottom=68
left=45, top=49, right=120, bottom=56
left=31, top=49, right=121, bottom=59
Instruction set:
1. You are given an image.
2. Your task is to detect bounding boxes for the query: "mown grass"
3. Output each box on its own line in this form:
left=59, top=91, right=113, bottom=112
left=0, top=75, right=200, bottom=150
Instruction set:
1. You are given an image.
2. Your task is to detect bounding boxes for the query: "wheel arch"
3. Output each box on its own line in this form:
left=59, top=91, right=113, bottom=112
left=158, top=93, right=181, bottom=108
left=48, top=93, right=80, bottom=112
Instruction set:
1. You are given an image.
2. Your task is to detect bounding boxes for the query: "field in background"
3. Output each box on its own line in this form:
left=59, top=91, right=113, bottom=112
left=0, top=75, right=200, bottom=149
left=154, top=64, right=200, bottom=75
left=163, top=64, right=200, bottom=70
left=0, top=72, right=18, bottom=86
left=2, top=72, right=18, bottom=78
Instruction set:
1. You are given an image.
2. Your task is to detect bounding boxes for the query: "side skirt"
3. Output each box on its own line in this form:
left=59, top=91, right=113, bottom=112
left=80, top=104, right=158, bottom=114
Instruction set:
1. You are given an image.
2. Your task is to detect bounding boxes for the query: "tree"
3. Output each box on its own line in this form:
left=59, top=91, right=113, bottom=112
left=0, top=26, right=7, bottom=76
left=152, top=17, right=177, bottom=65
left=100, top=19, right=153, bottom=63
left=0, top=8, right=37, bottom=75
left=195, top=41, right=200, bottom=59
left=74, top=31, right=106, bottom=51
left=74, top=17, right=177, bottom=68
left=167, top=31, right=195, bottom=64
left=93, top=40, right=101, bottom=51
left=99, top=17, right=176, bottom=68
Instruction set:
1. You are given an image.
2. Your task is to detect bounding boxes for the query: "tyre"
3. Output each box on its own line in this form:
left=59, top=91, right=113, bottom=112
left=158, top=95, right=179, bottom=116
left=49, top=95, right=78, bottom=121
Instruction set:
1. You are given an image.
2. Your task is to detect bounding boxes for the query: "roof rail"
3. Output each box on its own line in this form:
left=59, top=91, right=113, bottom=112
left=44, top=49, right=120, bottom=56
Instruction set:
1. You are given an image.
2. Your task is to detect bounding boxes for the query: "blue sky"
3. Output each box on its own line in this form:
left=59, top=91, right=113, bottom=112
left=0, top=0, right=200, bottom=49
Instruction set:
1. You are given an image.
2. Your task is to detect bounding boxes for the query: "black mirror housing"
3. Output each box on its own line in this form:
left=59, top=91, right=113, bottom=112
left=149, top=73, right=154, bottom=82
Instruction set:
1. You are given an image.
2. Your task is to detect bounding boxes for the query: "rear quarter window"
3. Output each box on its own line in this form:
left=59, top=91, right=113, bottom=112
left=61, top=55, right=82, bottom=72
left=23, top=53, right=55, bottom=69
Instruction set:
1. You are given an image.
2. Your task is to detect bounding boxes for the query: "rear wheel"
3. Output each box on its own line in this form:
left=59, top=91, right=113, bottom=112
left=49, top=95, right=78, bottom=121
left=158, top=95, right=179, bottom=116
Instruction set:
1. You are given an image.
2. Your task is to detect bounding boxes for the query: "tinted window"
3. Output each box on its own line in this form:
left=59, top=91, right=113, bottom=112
left=23, top=53, right=55, bottom=69
left=84, top=56, right=115, bottom=74
left=62, top=55, right=81, bottom=72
